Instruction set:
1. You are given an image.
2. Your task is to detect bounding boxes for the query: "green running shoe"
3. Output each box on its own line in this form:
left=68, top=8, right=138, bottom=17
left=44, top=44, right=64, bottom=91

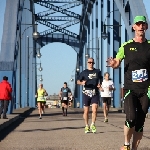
left=85, top=126, right=90, bottom=133
left=90, top=124, right=96, bottom=133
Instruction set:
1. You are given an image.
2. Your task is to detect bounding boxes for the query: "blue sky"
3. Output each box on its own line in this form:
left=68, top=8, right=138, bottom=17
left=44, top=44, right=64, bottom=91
left=0, top=0, right=150, bottom=95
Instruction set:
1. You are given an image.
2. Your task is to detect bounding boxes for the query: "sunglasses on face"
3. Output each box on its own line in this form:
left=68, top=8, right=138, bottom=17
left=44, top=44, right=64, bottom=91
left=135, top=22, right=146, bottom=26
left=88, top=62, right=95, bottom=64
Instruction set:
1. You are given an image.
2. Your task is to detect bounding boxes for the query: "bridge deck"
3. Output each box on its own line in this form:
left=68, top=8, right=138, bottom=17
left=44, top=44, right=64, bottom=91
left=0, top=108, right=150, bottom=150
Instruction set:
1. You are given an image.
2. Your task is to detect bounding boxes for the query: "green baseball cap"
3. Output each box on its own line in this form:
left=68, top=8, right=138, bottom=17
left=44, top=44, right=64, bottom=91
left=134, top=16, right=147, bottom=24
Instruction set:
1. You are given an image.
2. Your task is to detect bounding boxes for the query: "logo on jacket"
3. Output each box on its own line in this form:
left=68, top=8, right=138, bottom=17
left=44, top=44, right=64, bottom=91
left=88, top=73, right=96, bottom=79
left=63, top=89, right=67, bottom=92
left=130, top=48, right=137, bottom=51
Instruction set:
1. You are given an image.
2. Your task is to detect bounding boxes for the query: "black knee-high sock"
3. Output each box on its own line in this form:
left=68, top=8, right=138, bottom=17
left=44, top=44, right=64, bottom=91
left=62, top=107, right=64, bottom=112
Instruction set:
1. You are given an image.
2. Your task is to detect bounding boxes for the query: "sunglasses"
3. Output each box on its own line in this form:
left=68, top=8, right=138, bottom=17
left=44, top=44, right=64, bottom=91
left=135, top=22, right=146, bottom=26
left=88, top=62, right=95, bottom=64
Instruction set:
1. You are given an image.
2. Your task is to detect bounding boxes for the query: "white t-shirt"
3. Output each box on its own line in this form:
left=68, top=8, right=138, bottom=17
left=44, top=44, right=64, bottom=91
left=101, top=80, right=114, bottom=97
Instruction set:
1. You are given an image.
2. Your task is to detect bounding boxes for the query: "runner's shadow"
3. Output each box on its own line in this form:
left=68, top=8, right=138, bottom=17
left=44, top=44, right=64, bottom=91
left=16, top=126, right=85, bottom=132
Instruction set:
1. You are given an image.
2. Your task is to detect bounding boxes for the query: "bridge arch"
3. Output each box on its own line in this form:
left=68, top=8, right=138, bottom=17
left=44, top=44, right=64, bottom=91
left=36, top=33, right=80, bottom=54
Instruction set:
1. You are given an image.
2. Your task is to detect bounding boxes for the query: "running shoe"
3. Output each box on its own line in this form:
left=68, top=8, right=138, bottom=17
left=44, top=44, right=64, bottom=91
left=104, top=118, right=108, bottom=122
left=90, top=124, right=96, bottom=133
left=85, top=126, right=90, bottom=133
left=120, top=145, right=130, bottom=150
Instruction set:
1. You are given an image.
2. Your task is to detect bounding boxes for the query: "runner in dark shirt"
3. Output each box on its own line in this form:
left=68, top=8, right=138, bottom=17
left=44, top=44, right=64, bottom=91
left=59, top=82, right=72, bottom=116
left=77, top=57, right=102, bottom=133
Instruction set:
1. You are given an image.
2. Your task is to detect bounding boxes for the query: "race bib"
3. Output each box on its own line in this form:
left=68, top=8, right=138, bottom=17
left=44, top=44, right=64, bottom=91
left=83, top=90, right=96, bottom=97
left=63, top=97, right=68, bottom=100
left=132, top=69, right=148, bottom=82
left=38, top=96, right=43, bottom=99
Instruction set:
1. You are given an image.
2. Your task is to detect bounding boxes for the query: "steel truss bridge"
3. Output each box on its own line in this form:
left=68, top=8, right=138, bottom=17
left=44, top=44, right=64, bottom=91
left=0, top=0, right=150, bottom=112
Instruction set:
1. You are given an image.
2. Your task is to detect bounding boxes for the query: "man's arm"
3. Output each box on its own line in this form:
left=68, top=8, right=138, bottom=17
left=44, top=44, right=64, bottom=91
left=97, top=70, right=103, bottom=90
left=77, top=80, right=86, bottom=85
left=44, top=90, right=48, bottom=96
left=7, top=82, right=12, bottom=93
left=77, top=71, right=86, bottom=85
left=107, top=43, right=124, bottom=68
left=59, top=89, right=62, bottom=97
left=68, top=88, right=72, bottom=96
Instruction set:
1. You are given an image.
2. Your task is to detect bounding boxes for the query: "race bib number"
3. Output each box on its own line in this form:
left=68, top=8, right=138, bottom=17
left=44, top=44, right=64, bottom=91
left=63, top=97, right=68, bottom=100
left=38, top=96, right=44, bottom=100
left=132, top=69, right=148, bottom=82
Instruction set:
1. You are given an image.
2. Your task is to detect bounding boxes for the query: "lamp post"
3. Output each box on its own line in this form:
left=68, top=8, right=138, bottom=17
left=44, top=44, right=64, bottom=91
left=19, top=23, right=40, bottom=108
left=19, top=6, right=40, bottom=39
left=101, top=9, right=122, bottom=108
left=32, top=62, right=43, bottom=72
left=18, top=5, right=41, bottom=108
left=18, top=0, right=40, bottom=108
left=37, top=75, right=43, bottom=82
left=26, top=36, right=30, bottom=106
left=101, top=9, right=122, bottom=40
left=76, top=68, right=80, bottom=72
left=28, top=46, right=42, bottom=59
left=36, top=52, right=42, bottom=58
left=26, top=35, right=42, bottom=107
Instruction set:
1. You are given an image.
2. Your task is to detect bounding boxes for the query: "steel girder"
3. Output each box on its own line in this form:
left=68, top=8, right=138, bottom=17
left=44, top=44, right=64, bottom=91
left=36, top=1, right=82, bottom=17
left=39, top=20, right=80, bottom=36
left=34, top=0, right=83, bottom=53
left=34, top=0, right=82, bottom=3
left=114, top=0, right=150, bottom=39
left=78, top=0, right=95, bottom=57
left=37, top=19, right=79, bottom=38
left=36, top=16, right=79, bottom=21
left=35, top=2, right=81, bottom=19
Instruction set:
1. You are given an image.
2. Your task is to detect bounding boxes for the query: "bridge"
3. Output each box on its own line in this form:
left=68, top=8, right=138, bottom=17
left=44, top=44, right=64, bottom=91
left=0, top=0, right=150, bottom=112
left=0, top=108, right=150, bottom=150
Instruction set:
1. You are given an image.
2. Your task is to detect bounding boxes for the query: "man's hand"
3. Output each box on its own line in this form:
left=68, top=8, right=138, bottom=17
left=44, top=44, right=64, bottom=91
left=106, top=57, right=116, bottom=67
left=77, top=80, right=87, bottom=86
left=81, top=80, right=86, bottom=85
left=106, top=57, right=121, bottom=68
left=97, top=83, right=101, bottom=88
left=99, top=87, right=104, bottom=92
left=97, top=84, right=104, bottom=92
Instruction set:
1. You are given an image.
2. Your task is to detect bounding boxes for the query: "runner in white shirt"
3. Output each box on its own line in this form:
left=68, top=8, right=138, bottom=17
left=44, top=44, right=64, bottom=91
left=100, top=72, right=115, bottom=122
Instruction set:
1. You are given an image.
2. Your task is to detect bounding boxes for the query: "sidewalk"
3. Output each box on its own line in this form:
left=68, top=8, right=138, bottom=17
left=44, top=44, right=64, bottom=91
left=0, top=107, right=34, bottom=131
left=0, top=108, right=150, bottom=150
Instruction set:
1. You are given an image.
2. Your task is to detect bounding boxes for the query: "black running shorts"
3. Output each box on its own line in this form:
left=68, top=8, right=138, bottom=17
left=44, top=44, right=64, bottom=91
left=83, top=94, right=99, bottom=106
left=124, top=89, right=150, bottom=130
left=61, top=100, right=69, bottom=105
left=102, top=97, right=111, bottom=105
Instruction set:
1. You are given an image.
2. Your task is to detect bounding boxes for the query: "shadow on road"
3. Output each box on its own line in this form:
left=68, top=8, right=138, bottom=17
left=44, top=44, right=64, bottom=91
left=0, top=117, right=25, bottom=142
